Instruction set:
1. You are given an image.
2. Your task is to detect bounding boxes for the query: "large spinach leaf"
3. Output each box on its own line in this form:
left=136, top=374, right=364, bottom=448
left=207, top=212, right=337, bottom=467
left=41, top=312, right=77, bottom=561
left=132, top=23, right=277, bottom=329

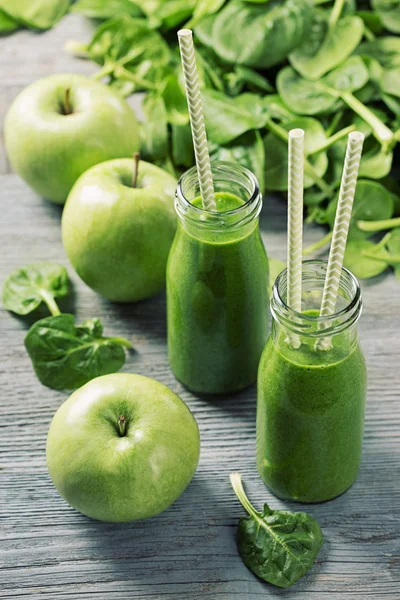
left=371, top=0, right=400, bottom=34
left=0, top=8, right=18, bottom=32
left=197, top=0, right=311, bottom=69
left=25, top=314, right=132, bottom=390
left=230, top=473, right=323, bottom=588
left=289, top=7, right=364, bottom=80
left=202, top=90, right=267, bottom=145
left=2, top=263, right=69, bottom=316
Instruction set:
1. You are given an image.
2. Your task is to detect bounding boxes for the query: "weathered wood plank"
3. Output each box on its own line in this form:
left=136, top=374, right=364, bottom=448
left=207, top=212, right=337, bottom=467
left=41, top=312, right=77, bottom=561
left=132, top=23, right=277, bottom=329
left=0, top=12, right=400, bottom=600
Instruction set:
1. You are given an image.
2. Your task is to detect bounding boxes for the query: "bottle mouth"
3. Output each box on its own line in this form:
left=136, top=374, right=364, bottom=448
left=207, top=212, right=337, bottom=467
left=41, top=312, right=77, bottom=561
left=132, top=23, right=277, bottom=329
left=175, top=161, right=262, bottom=231
left=271, top=260, right=362, bottom=338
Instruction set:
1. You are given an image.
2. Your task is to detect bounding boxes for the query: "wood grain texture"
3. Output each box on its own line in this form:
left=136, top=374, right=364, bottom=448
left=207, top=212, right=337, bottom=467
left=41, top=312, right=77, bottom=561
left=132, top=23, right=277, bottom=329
left=0, top=14, right=399, bottom=600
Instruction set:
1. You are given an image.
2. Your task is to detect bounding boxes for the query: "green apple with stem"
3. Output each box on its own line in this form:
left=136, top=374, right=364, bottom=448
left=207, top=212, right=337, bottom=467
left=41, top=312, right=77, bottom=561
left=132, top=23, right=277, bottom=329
left=46, top=373, right=201, bottom=522
left=62, top=155, right=177, bottom=302
left=4, top=74, right=139, bottom=204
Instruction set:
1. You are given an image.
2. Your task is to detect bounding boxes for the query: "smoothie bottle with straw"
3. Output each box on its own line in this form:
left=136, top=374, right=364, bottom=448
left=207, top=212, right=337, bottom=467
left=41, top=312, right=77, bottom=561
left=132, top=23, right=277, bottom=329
left=168, top=29, right=269, bottom=393
left=257, top=131, right=367, bottom=502
left=257, top=260, right=367, bottom=502
left=167, top=161, right=269, bottom=393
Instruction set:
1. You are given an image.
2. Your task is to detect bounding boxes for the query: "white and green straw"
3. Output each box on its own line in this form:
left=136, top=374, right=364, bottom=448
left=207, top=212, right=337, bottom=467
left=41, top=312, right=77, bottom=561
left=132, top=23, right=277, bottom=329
left=316, top=131, right=364, bottom=350
left=287, top=129, right=305, bottom=348
left=178, top=29, right=216, bottom=211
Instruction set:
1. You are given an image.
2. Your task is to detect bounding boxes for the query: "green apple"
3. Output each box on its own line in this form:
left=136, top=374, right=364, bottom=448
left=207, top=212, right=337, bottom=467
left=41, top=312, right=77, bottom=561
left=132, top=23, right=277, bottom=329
left=62, top=157, right=177, bottom=302
left=46, top=373, right=200, bottom=522
left=4, top=74, right=139, bottom=204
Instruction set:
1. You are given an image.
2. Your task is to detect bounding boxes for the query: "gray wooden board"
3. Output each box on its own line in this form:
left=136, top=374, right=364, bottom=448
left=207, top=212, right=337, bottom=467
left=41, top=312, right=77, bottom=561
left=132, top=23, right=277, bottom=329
left=0, top=14, right=399, bottom=600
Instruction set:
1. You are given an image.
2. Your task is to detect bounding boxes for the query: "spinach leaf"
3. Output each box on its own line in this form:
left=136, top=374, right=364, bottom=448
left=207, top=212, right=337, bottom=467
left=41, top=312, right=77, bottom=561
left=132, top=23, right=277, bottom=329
left=380, top=67, right=400, bottom=98
left=230, top=473, right=323, bottom=589
left=0, top=0, right=70, bottom=30
left=264, top=117, right=328, bottom=191
left=2, top=263, right=69, bottom=316
left=325, top=180, right=394, bottom=239
left=161, top=73, right=189, bottom=126
left=172, top=123, right=195, bottom=168
left=277, top=67, right=339, bottom=116
left=289, top=8, right=364, bottom=80
left=371, top=0, right=400, bottom=34
left=200, top=0, right=312, bottom=69
left=344, top=240, right=389, bottom=278
left=387, top=229, right=400, bottom=279
left=210, top=130, right=265, bottom=191
left=71, top=0, right=142, bottom=19
left=202, top=90, right=267, bottom=145
left=225, top=66, right=274, bottom=96
left=24, top=314, right=132, bottom=390
left=186, top=0, right=226, bottom=28
left=263, top=95, right=297, bottom=121
left=140, top=93, right=169, bottom=161
left=84, top=16, right=170, bottom=90
left=355, top=37, right=400, bottom=69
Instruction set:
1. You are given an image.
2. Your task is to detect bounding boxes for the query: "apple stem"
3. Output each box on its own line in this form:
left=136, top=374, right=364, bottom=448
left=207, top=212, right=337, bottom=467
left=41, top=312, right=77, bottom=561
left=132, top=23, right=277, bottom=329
left=132, top=152, right=140, bottom=188
left=64, top=88, right=71, bottom=115
left=118, top=415, right=127, bottom=437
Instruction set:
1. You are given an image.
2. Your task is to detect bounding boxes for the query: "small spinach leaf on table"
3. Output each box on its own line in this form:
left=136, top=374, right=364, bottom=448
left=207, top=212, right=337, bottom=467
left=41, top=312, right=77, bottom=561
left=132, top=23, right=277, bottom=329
left=202, top=90, right=267, bottom=145
left=2, top=263, right=69, bottom=316
left=344, top=240, right=389, bottom=279
left=210, top=130, right=265, bottom=191
left=198, top=0, right=312, bottom=69
left=230, top=473, right=323, bottom=588
left=25, top=314, right=132, bottom=390
left=325, top=180, right=394, bottom=239
left=289, top=9, right=364, bottom=80
left=371, top=0, right=400, bottom=34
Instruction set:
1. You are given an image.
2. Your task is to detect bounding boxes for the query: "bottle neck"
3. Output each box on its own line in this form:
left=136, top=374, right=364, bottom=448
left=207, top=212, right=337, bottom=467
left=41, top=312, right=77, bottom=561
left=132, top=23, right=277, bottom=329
left=271, top=260, right=362, bottom=357
left=175, top=161, right=262, bottom=242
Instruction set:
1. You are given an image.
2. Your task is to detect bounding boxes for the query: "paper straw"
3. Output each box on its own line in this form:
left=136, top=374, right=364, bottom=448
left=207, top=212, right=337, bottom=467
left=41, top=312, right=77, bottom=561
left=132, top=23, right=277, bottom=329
left=178, top=29, right=216, bottom=211
left=286, top=129, right=304, bottom=348
left=316, top=131, right=364, bottom=350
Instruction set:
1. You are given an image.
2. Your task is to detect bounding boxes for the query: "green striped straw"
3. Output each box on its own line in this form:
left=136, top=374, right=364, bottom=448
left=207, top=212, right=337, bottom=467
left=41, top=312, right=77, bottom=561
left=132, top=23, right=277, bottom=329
left=178, top=29, right=216, bottom=211
left=316, top=131, right=364, bottom=350
left=287, top=129, right=305, bottom=349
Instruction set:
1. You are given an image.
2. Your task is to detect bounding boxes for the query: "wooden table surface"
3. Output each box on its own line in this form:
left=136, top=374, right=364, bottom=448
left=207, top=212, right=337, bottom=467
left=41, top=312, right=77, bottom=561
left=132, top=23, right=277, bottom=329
left=1, top=15, right=399, bottom=600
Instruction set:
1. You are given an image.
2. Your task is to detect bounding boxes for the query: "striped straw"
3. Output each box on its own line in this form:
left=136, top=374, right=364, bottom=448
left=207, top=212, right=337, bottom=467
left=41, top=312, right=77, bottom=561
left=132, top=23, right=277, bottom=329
left=316, top=131, right=364, bottom=350
left=178, top=29, right=216, bottom=211
left=287, top=129, right=305, bottom=349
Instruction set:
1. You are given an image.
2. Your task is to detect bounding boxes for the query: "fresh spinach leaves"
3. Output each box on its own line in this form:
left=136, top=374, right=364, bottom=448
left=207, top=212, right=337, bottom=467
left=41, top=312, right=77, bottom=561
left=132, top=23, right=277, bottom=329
left=25, top=314, right=132, bottom=390
left=230, top=473, right=323, bottom=588
left=2, top=263, right=69, bottom=316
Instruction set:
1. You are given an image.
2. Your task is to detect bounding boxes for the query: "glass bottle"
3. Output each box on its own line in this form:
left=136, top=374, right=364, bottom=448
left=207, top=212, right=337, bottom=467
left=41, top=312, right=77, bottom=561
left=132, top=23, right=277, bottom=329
left=167, top=161, right=269, bottom=394
left=257, top=260, right=367, bottom=502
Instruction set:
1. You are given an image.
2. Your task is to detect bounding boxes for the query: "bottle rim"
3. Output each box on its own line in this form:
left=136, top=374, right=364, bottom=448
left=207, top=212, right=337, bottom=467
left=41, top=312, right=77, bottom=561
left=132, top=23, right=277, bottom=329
left=175, top=161, right=262, bottom=231
left=271, top=259, right=362, bottom=338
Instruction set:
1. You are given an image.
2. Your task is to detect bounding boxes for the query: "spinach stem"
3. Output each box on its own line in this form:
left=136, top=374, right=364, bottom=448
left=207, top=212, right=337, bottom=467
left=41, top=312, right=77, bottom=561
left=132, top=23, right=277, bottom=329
left=361, top=251, right=400, bottom=264
left=326, top=110, right=343, bottom=137
left=357, top=217, right=400, bottom=232
left=303, top=231, right=333, bottom=256
left=106, top=336, right=132, bottom=349
left=308, top=124, right=356, bottom=156
left=340, top=91, right=394, bottom=150
left=363, top=26, right=375, bottom=43
left=371, top=232, right=393, bottom=251
left=328, top=0, right=345, bottom=31
left=114, top=66, right=158, bottom=90
left=230, top=473, right=262, bottom=520
left=92, top=47, right=146, bottom=81
left=40, top=290, right=61, bottom=316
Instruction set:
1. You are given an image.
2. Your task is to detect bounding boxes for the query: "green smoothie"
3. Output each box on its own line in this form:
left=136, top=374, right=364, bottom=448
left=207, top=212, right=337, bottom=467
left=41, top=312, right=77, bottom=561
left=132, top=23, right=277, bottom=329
left=257, top=321, right=367, bottom=502
left=167, top=191, right=269, bottom=394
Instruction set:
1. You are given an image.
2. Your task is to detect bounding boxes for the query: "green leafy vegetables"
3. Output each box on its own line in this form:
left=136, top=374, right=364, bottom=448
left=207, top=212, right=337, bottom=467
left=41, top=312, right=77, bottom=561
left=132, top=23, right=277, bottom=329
left=66, top=0, right=400, bottom=282
left=2, top=263, right=132, bottom=390
left=230, top=473, right=323, bottom=588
